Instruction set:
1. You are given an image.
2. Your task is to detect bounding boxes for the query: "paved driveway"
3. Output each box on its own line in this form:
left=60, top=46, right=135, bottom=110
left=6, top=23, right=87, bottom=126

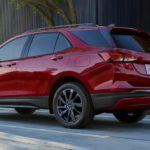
left=0, top=109, right=149, bottom=150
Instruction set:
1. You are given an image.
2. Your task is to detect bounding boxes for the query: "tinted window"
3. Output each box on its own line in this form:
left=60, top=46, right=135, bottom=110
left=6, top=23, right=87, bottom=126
left=55, top=34, right=71, bottom=53
left=71, top=30, right=110, bottom=47
left=28, top=33, right=58, bottom=57
left=111, top=30, right=150, bottom=52
left=0, top=36, right=28, bottom=61
left=100, top=30, right=116, bottom=47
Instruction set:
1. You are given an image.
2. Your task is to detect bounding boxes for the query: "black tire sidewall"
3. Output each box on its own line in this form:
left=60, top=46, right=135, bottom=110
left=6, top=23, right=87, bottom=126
left=15, top=108, right=36, bottom=115
left=113, top=110, right=146, bottom=123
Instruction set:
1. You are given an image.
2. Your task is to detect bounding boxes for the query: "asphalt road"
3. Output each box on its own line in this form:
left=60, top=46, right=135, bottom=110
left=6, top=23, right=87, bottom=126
left=0, top=109, right=149, bottom=150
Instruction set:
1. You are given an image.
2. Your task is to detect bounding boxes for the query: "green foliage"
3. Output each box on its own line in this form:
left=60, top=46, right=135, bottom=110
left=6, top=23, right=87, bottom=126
left=9, top=0, right=77, bottom=25
left=9, top=0, right=26, bottom=9
left=53, top=0, right=62, bottom=5
left=10, top=0, right=62, bottom=9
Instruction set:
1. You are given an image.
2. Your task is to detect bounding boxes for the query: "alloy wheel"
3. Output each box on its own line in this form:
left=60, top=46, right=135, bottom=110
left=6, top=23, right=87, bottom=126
left=56, top=88, right=83, bottom=123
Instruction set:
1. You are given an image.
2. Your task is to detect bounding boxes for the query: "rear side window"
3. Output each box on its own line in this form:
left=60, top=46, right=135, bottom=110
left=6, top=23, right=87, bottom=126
left=71, top=30, right=110, bottom=47
left=28, top=33, right=58, bottom=57
left=0, top=36, right=28, bottom=61
left=111, top=30, right=150, bottom=52
left=54, top=34, right=72, bottom=53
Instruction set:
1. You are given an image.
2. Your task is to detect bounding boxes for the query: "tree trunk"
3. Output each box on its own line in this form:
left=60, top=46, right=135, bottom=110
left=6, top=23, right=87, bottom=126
left=67, top=0, right=77, bottom=24
left=11, top=0, right=78, bottom=26
left=47, top=0, right=72, bottom=24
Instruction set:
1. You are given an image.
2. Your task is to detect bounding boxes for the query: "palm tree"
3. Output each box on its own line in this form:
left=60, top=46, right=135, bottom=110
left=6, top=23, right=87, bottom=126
left=10, top=0, right=77, bottom=26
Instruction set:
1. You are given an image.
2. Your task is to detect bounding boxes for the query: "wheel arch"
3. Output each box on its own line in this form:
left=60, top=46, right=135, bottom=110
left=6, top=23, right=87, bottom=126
left=48, top=72, right=92, bottom=113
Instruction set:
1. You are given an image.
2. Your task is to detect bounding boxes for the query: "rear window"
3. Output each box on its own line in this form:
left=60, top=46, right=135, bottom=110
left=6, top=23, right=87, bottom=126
left=54, top=34, right=72, bottom=53
left=71, top=30, right=110, bottom=47
left=111, top=30, right=150, bottom=52
left=28, top=33, right=58, bottom=57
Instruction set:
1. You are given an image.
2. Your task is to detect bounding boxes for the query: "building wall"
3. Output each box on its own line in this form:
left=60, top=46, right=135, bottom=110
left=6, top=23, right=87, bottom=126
left=0, top=0, right=150, bottom=43
left=98, top=0, right=150, bottom=32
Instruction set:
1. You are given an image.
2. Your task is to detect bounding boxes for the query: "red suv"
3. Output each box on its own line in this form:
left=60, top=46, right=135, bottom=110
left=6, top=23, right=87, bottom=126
left=0, top=23, right=150, bottom=128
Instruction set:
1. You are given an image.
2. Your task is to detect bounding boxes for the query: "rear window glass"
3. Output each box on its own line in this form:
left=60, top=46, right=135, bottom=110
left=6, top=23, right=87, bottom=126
left=28, top=33, right=58, bottom=57
left=111, top=30, right=150, bottom=52
left=55, top=34, right=72, bottom=53
left=71, top=30, right=110, bottom=47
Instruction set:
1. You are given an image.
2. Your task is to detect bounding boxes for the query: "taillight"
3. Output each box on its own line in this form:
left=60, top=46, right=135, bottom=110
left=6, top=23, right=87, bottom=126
left=99, top=51, right=137, bottom=62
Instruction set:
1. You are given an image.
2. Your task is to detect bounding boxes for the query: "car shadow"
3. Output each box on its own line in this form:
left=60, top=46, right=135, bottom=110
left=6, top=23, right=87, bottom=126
left=88, top=115, right=150, bottom=132
left=0, top=110, right=149, bottom=131
left=0, top=111, right=58, bottom=125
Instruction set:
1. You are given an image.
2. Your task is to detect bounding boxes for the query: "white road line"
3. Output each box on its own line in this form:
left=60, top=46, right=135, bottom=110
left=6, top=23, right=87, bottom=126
left=0, top=124, right=110, bottom=139
left=0, top=131, right=80, bottom=150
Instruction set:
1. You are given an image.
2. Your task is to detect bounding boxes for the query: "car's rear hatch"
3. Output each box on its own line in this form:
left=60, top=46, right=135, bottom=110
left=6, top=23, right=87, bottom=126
left=111, top=28, right=150, bottom=76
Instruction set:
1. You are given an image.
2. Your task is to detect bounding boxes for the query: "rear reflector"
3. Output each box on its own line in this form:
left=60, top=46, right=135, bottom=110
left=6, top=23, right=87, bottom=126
left=99, top=50, right=137, bottom=62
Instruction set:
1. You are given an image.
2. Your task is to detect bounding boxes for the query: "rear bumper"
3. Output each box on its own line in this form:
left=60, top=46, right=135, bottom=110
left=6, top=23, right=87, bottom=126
left=91, top=90, right=150, bottom=113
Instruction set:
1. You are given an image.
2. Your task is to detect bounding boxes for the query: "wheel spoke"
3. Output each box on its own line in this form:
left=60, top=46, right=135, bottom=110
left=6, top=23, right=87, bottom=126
left=72, top=93, right=79, bottom=101
left=69, top=89, right=74, bottom=100
left=57, top=106, right=66, bottom=109
left=70, top=110, right=76, bottom=122
left=63, top=90, right=68, bottom=101
left=74, top=102, right=82, bottom=108
left=67, top=110, right=71, bottom=121
left=59, top=96, right=66, bottom=104
left=61, top=109, right=68, bottom=116
left=73, top=107, right=81, bottom=114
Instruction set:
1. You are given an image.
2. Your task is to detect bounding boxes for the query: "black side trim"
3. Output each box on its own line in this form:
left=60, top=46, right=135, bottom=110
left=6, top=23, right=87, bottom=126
left=91, top=92, right=150, bottom=112
left=0, top=96, right=49, bottom=109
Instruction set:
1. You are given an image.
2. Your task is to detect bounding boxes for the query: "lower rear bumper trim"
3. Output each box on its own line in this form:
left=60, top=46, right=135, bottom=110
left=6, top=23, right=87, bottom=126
left=91, top=91, right=150, bottom=112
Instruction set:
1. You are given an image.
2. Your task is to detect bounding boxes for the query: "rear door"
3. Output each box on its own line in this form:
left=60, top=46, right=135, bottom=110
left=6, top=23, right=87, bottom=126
left=16, top=32, right=72, bottom=97
left=0, top=36, right=28, bottom=97
left=16, top=32, right=59, bottom=97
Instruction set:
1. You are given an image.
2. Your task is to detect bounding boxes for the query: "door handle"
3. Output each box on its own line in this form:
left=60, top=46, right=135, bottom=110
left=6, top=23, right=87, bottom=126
left=50, top=56, right=63, bottom=61
left=57, top=56, right=63, bottom=60
left=7, top=63, right=16, bottom=67
left=11, top=63, right=17, bottom=66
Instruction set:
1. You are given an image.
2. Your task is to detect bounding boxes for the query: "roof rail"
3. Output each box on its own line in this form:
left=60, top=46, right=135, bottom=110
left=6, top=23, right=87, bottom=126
left=25, top=23, right=98, bottom=33
left=108, top=24, right=115, bottom=27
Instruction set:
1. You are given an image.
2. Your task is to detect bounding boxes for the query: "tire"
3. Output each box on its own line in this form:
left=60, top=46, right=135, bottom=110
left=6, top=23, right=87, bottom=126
left=53, top=82, right=94, bottom=128
left=15, top=108, right=36, bottom=115
left=113, top=110, right=147, bottom=123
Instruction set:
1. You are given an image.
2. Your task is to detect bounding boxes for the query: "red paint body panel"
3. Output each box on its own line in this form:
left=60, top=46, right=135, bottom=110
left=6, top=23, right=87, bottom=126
left=0, top=61, right=18, bottom=97
left=0, top=26, right=150, bottom=111
left=112, top=97, right=150, bottom=110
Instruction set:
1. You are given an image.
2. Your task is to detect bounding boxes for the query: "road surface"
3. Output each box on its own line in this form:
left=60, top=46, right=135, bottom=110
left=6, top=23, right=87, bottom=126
left=0, top=109, right=149, bottom=150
